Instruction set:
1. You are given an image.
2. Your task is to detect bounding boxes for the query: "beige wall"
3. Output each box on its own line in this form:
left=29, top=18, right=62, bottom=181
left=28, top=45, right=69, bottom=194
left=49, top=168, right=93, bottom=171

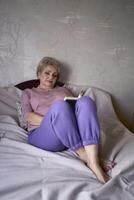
left=0, top=0, right=134, bottom=131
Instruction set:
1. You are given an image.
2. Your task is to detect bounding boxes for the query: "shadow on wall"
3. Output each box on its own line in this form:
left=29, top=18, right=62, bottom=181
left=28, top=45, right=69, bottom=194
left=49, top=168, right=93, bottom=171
left=59, top=61, right=72, bottom=83
left=112, top=96, right=134, bottom=133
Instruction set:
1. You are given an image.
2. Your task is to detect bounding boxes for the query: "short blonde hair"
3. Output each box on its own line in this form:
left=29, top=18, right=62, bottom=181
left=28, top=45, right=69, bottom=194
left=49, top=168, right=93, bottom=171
left=36, top=57, right=61, bottom=77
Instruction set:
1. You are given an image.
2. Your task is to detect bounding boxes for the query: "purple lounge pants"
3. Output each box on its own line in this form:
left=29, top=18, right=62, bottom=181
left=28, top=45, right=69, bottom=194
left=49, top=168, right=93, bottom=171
left=28, top=96, right=100, bottom=152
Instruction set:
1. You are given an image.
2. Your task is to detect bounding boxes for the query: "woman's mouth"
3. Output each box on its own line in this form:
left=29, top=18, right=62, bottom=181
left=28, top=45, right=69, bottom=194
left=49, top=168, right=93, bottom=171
left=47, top=80, right=53, bottom=84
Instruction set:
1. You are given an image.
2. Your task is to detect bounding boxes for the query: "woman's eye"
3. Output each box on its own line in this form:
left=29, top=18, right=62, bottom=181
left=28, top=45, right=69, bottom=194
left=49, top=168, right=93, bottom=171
left=44, top=72, right=49, bottom=75
left=44, top=72, right=58, bottom=78
left=53, top=74, right=58, bottom=78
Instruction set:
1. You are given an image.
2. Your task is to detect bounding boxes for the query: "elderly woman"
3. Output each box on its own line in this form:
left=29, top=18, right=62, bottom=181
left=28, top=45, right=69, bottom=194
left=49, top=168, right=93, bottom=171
left=21, top=56, right=113, bottom=183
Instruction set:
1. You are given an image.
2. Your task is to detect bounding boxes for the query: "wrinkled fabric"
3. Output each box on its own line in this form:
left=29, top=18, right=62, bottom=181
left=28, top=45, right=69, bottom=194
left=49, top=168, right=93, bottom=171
left=0, top=86, right=134, bottom=200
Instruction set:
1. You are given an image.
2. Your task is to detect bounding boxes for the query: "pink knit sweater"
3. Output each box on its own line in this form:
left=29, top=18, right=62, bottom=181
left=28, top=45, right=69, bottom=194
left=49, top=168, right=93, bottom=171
left=21, top=86, right=72, bottom=131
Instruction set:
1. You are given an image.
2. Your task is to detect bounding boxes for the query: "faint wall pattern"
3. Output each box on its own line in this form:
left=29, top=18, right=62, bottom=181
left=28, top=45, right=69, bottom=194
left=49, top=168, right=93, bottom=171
left=0, top=0, right=134, bottom=131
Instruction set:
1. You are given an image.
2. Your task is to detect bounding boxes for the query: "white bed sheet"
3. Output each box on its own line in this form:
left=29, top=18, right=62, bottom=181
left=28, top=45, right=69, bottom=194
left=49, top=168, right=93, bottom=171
left=0, top=85, right=134, bottom=200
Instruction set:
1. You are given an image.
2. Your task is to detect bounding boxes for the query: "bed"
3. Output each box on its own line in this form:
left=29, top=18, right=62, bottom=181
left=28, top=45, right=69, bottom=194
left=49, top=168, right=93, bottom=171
left=0, top=80, right=134, bottom=200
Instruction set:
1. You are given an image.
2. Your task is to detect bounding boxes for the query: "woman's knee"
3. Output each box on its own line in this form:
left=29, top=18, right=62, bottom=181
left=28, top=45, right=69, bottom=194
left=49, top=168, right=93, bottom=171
left=76, top=96, right=97, bottom=111
left=51, top=100, right=71, bottom=113
left=49, top=100, right=74, bottom=121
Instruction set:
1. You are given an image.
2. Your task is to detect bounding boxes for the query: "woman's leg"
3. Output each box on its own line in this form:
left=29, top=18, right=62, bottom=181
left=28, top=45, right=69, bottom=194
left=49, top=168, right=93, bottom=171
left=29, top=98, right=111, bottom=182
left=75, top=147, right=115, bottom=172
left=28, top=100, right=83, bottom=152
left=75, top=96, right=100, bottom=146
left=84, top=144, right=110, bottom=183
left=75, top=96, right=110, bottom=183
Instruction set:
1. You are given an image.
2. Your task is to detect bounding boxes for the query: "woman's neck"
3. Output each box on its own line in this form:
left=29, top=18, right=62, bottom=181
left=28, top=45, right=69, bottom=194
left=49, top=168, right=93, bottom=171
left=37, top=84, right=53, bottom=91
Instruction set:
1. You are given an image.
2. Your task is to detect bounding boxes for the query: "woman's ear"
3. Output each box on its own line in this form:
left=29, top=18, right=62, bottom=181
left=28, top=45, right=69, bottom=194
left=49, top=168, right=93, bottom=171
left=57, top=73, right=60, bottom=81
left=57, top=75, right=59, bottom=81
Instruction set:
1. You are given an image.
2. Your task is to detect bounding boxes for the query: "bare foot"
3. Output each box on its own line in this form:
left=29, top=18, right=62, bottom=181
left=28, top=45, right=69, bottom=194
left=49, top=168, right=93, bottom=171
left=75, top=148, right=114, bottom=183
left=100, top=159, right=116, bottom=172
left=75, top=148, right=88, bottom=164
left=77, top=154, right=116, bottom=173
left=87, top=162, right=111, bottom=183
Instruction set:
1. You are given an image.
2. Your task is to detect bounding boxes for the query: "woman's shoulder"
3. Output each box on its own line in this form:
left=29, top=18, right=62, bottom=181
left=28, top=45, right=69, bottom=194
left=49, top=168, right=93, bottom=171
left=22, top=87, right=38, bottom=96
left=21, top=88, right=42, bottom=101
left=22, top=88, right=32, bottom=94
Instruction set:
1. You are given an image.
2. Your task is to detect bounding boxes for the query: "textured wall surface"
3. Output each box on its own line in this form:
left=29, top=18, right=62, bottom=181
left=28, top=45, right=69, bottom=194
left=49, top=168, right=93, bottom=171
left=0, top=0, right=134, bottom=131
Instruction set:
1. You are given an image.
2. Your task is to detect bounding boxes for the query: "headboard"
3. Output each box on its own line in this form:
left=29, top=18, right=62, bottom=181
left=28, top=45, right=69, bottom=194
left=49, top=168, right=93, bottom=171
left=15, top=79, right=64, bottom=90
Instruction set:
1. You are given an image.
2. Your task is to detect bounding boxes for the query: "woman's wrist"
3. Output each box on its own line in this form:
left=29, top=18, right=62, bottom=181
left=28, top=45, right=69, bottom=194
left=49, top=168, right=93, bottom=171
left=26, top=112, right=43, bottom=126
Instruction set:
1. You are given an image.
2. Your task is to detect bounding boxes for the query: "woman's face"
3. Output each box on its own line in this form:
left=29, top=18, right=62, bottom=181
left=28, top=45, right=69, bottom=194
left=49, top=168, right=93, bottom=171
left=38, top=65, right=59, bottom=89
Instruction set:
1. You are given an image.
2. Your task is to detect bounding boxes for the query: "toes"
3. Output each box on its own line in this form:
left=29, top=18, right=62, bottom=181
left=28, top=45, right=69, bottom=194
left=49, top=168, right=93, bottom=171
left=101, top=159, right=116, bottom=168
left=100, top=159, right=116, bottom=172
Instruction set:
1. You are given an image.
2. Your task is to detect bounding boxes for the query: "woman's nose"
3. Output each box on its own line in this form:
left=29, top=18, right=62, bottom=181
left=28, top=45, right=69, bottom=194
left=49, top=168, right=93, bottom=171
left=49, top=74, right=53, bottom=80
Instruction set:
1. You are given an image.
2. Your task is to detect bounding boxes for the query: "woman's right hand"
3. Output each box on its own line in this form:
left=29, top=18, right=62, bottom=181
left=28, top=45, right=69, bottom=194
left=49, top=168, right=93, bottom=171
left=26, top=112, right=43, bottom=126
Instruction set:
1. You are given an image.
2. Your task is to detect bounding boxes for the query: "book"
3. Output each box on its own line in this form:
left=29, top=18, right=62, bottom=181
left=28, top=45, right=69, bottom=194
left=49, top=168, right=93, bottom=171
left=64, top=96, right=80, bottom=101
left=64, top=90, right=84, bottom=110
left=64, top=90, right=84, bottom=101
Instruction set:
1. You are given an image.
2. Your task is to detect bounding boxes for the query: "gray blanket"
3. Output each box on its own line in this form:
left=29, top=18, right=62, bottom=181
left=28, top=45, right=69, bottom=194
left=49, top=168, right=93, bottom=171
left=0, top=86, right=134, bottom=200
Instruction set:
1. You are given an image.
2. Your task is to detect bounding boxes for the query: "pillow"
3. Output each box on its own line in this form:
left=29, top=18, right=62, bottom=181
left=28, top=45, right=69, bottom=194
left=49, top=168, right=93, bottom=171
left=0, top=86, right=28, bottom=129
left=0, top=86, right=21, bottom=121
left=16, top=101, right=27, bottom=129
